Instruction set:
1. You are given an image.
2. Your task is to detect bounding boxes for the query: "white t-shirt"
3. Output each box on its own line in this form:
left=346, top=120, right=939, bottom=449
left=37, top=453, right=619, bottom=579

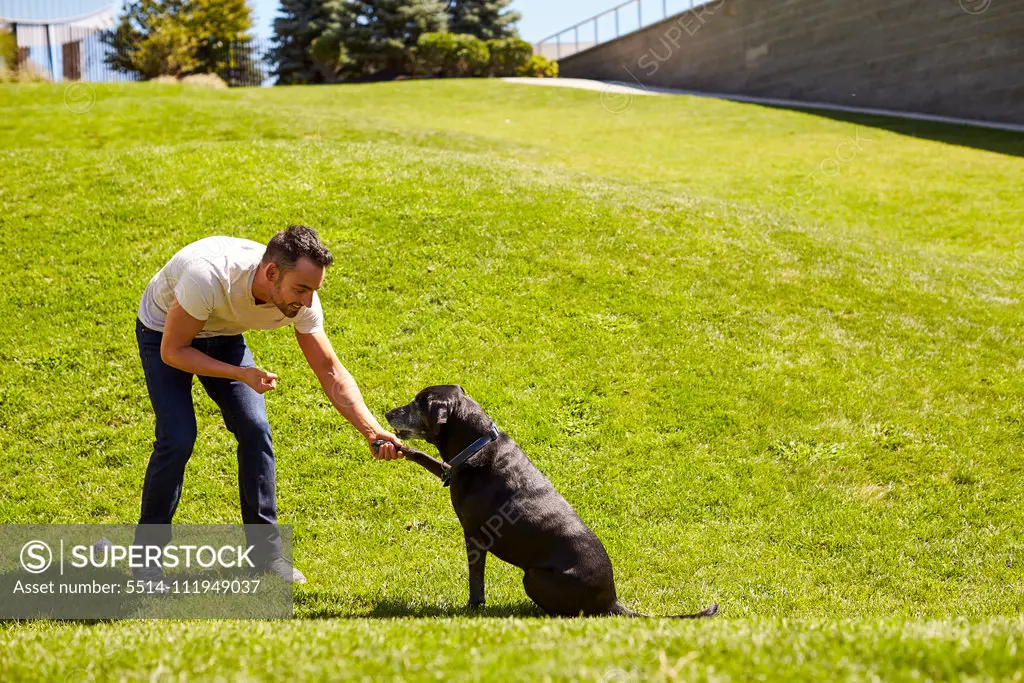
left=138, top=236, right=324, bottom=338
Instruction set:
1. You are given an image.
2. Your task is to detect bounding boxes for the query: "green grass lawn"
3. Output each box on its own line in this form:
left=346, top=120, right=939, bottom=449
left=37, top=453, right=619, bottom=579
left=0, top=79, right=1022, bottom=680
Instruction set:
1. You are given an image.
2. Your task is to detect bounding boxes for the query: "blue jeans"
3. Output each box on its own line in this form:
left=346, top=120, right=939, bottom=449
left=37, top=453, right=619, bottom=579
left=133, top=318, right=281, bottom=562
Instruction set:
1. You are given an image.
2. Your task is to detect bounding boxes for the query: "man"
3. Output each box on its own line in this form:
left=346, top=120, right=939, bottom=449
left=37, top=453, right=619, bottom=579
left=133, top=225, right=403, bottom=584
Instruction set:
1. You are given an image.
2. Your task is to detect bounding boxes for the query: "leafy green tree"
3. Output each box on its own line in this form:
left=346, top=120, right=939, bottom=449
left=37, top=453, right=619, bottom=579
left=188, top=0, right=253, bottom=42
left=190, top=0, right=254, bottom=73
left=104, top=0, right=186, bottom=77
left=449, top=0, right=520, bottom=40
left=104, top=0, right=252, bottom=79
left=270, top=0, right=342, bottom=84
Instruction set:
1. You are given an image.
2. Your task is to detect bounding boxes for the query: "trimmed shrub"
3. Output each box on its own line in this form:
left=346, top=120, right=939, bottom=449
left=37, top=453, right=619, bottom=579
left=310, top=32, right=349, bottom=82
left=415, top=32, right=489, bottom=77
left=413, top=32, right=453, bottom=76
left=454, top=34, right=490, bottom=76
left=485, top=37, right=532, bottom=77
left=516, top=54, right=558, bottom=78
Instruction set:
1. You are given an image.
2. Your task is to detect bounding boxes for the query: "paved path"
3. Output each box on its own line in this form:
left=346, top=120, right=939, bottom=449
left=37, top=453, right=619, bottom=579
left=501, top=77, right=1024, bottom=133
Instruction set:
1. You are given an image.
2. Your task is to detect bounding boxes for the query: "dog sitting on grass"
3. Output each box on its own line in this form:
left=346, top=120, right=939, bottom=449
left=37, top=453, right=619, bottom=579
left=376, top=384, right=719, bottom=618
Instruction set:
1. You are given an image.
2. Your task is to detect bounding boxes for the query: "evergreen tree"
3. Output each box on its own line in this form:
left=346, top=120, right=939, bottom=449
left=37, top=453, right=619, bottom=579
left=449, top=0, right=519, bottom=40
left=309, top=1, right=356, bottom=82
left=270, top=0, right=341, bottom=84
left=335, top=0, right=447, bottom=79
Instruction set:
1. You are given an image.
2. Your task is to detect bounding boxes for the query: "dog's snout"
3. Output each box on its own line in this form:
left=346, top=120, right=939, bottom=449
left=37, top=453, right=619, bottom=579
left=383, top=402, right=428, bottom=441
left=385, top=403, right=415, bottom=428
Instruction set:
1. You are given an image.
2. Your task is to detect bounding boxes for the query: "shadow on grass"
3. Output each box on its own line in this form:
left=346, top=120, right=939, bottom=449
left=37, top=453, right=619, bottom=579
left=364, top=598, right=544, bottom=619
left=759, top=104, right=1024, bottom=158
left=297, top=591, right=545, bottom=619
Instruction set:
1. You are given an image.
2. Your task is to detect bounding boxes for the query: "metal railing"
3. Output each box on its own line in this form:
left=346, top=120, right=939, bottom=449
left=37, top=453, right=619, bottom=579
left=535, top=0, right=702, bottom=61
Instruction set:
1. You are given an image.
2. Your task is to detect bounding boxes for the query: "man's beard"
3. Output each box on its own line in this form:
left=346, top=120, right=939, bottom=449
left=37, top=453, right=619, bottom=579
left=271, top=283, right=301, bottom=317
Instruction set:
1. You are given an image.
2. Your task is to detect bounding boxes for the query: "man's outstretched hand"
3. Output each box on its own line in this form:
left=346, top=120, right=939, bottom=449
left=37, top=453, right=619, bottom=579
left=240, top=367, right=278, bottom=394
left=369, top=431, right=404, bottom=460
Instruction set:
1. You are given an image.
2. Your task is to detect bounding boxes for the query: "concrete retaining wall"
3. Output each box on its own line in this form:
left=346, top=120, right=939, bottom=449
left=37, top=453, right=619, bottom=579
left=558, top=0, right=1024, bottom=125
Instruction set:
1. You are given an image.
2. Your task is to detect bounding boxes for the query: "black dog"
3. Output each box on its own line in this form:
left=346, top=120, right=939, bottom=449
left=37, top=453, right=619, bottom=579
left=377, top=384, right=718, bottom=618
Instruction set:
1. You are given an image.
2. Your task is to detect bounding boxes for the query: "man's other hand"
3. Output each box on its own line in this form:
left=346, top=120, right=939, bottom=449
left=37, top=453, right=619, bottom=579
left=240, top=367, right=278, bottom=394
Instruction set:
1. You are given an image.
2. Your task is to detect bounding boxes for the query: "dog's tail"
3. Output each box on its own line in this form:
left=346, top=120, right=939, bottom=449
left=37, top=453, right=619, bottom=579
left=668, top=602, right=719, bottom=619
left=609, top=601, right=719, bottom=619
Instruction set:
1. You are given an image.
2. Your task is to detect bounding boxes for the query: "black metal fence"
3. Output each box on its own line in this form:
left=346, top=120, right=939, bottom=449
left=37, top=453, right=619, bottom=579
left=6, top=21, right=271, bottom=87
left=194, top=39, right=271, bottom=87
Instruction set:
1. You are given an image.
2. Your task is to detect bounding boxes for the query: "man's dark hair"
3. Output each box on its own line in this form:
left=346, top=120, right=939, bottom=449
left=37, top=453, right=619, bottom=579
left=262, top=225, right=334, bottom=272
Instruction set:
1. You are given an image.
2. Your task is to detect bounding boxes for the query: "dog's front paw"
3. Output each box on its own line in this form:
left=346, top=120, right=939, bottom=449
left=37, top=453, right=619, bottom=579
left=466, top=599, right=485, bottom=611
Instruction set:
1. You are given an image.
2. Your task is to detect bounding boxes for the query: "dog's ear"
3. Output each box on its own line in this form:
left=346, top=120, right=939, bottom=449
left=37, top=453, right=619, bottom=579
left=455, top=384, right=465, bottom=395
left=430, top=401, right=449, bottom=426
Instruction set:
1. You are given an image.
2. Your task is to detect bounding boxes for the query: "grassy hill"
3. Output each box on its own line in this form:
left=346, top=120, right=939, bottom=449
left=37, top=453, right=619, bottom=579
left=0, top=79, right=1021, bottom=680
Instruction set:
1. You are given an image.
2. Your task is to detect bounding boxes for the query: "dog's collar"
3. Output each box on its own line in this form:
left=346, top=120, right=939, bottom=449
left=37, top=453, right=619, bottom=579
left=441, top=424, right=499, bottom=488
